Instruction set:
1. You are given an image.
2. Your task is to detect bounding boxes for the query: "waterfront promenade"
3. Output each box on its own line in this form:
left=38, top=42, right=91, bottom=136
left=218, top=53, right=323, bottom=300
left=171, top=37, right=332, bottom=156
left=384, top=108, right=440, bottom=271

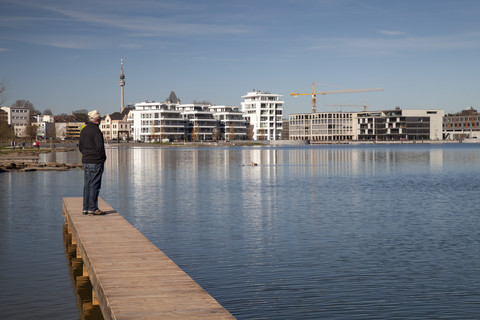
left=63, top=197, right=235, bottom=320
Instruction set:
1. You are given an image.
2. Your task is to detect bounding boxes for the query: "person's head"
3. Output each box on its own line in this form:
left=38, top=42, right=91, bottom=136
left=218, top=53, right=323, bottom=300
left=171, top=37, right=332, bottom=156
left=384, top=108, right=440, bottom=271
left=88, top=110, right=101, bottom=123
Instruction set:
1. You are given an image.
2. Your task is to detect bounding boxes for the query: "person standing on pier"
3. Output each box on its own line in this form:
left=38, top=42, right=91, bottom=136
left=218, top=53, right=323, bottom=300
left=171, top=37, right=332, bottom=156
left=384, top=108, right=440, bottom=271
left=79, top=110, right=106, bottom=215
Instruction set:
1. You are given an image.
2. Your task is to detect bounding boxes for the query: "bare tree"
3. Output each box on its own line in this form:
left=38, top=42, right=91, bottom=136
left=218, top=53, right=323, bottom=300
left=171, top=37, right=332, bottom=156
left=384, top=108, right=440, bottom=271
left=25, top=124, right=37, bottom=141
left=192, top=100, right=212, bottom=105
left=229, top=121, right=235, bottom=140
left=247, top=124, right=254, bottom=140
left=13, top=99, right=40, bottom=119
left=14, top=99, right=33, bottom=109
left=0, top=122, right=14, bottom=141
left=73, top=109, right=88, bottom=115
left=43, top=109, right=53, bottom=115
left=212, top=126, right=221, bottom=141
left=192, top=122, right=199, bottom=142
left=72, top=110, right=89, bottom=123
left=0, top=79, right=7, bottom=106
left=160, top=120, right=165, bottom=141
left=46, top=123, right=56, bottom=139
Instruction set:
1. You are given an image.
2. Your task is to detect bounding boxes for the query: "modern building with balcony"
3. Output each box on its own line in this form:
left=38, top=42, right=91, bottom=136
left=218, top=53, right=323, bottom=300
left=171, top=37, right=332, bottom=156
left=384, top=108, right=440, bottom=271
left=177, top=104, right=216, bottom=141
left=288, top=107, right=444, bottom=142
left=209, top=105, right=248, bottom=140
left=355, top=108, right=444, bottom=141
left=131, top=101, right=185, bottom=142
left=241, top=90, right=283, bottom=141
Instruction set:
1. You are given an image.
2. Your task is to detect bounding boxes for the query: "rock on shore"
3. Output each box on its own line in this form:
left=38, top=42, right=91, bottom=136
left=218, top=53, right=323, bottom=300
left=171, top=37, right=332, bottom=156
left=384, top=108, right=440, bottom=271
left=0, top=149, right=82, bottom=172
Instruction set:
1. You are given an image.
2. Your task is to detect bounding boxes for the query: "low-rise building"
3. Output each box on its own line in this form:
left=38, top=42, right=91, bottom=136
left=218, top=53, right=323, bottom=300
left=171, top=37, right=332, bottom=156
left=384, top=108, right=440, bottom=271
left=101, top=107, right=133, bottom=141
left=443, top=107, right=480, bottom=140
left=289, top=112, right=354, bottom=142
left=355, top=108, right=444, bottom=141
left=34, top=114, right=56, bottom=139
left=288, top=107, right=444, bottom=142
left=1, top=106, right=30, bottom=137
left=54, top=115, right=85, bottom=140
left=0, top=108, right=8, bottom=124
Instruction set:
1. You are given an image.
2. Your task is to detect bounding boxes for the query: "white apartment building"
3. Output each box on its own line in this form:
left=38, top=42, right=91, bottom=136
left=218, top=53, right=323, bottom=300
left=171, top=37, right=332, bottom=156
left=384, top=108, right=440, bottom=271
left=131, top=101, right=185, bottom=142
left=1, top=106, right=30, bottom=137
left=241, top=90, right=283, bottom=140
left=177, top=104, right=216, bottom=141
left=209, top=105, right=248, bottom=140
left=289, top=112, right=354, bottom=142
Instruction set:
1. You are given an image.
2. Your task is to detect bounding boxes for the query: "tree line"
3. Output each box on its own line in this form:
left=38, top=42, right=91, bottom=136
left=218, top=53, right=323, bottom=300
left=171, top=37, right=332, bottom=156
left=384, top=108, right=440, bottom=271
left=0, top=79, right=92, bottom=141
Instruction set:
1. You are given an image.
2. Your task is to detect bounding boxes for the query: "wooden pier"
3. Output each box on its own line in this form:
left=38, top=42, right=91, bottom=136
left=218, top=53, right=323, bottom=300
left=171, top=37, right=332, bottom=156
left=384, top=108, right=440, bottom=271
left=62, top=197, right=235, bottom=320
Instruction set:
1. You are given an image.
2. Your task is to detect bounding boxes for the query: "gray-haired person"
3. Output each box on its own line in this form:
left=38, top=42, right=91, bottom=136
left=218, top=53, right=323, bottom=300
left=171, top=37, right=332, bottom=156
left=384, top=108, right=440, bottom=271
left=79, top=110, right=106, bottom=215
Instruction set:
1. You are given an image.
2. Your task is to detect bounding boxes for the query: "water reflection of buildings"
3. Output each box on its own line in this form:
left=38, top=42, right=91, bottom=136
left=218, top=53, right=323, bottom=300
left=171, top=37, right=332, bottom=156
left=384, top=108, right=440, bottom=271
left=242, top=146, right=449, bottom=177
left=101, top=146, right=466, bottom=218
left=96, top=146, right=480, bottom=238
left=104, top=146, right=451, bottom=187
left=40, top=150, right=82, bottom=164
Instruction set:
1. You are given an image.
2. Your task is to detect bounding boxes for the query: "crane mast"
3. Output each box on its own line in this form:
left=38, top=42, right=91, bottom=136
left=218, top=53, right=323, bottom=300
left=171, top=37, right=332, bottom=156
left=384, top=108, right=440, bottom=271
left=291, top=82, right=383, bottom=113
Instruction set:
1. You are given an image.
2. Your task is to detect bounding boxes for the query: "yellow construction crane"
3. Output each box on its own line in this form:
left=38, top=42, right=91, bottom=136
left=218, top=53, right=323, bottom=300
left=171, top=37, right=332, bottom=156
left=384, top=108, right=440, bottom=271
left=291, top=82, right=383, bottom=113
left=325, top=104, right=369, bottom=112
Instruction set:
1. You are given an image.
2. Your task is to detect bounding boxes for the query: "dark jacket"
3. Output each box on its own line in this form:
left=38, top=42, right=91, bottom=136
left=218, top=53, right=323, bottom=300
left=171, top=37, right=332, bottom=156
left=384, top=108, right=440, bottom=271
left=79, top=122, right=106, bottom=164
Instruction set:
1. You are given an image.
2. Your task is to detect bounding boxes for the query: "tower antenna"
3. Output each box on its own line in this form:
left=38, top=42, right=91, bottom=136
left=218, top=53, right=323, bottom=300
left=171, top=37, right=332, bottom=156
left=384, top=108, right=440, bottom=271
left=120, top=57, right=126, bottom=113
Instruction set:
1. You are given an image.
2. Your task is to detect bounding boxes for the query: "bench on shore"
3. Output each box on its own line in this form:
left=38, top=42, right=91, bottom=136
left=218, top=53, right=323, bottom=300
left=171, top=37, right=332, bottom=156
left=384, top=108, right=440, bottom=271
left=62, top=197, right=235, bottom=320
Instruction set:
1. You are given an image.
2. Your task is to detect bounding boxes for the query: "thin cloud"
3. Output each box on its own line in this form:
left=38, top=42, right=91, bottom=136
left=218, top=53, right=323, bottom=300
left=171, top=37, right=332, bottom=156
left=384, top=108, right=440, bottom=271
left=119, top=43, right=142, bottom=49
left=306, top=32, right=480, bottom=55
left=46, top=40, right=88, bottom=49
left=19, top=33, right=108, bottom=50
left=1, top=1, right=255, bottom=50
left=39, top=4, right=254, bottom=37
left=378, top=30, right=407, bottom=36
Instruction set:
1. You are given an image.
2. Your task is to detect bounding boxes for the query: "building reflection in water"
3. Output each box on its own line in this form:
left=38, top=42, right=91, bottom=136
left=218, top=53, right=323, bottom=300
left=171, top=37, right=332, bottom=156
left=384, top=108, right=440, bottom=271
left=101, top=145, right=460, bottom=213
left=100, top=145, right=477, bottom=243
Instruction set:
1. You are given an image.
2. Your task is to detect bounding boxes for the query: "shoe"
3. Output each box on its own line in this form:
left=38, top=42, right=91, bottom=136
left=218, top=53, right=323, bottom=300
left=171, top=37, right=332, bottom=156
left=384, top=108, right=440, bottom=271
left=90, top=209, right=105, bottom=216
left=82, top=210, right=88, bottom=215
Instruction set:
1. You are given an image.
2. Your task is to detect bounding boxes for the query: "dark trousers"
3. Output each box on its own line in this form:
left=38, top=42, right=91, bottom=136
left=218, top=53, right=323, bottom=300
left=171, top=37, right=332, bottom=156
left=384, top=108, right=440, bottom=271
left=83, top=163, right=104, bottom=212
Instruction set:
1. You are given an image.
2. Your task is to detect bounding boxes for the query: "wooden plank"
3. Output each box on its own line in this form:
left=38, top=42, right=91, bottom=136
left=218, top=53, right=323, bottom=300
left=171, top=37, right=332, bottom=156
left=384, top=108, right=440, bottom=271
left=63, top=197, right=235, bottom=320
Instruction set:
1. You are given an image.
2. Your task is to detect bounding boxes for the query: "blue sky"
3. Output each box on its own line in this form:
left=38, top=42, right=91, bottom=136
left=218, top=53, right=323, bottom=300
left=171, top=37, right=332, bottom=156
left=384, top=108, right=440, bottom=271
left=1, top=0, right=480, bottom=116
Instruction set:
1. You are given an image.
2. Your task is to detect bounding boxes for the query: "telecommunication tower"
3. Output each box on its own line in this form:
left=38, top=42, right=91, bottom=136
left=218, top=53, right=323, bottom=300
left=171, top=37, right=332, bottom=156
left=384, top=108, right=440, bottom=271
left=120, top=57, right=126, bottom=113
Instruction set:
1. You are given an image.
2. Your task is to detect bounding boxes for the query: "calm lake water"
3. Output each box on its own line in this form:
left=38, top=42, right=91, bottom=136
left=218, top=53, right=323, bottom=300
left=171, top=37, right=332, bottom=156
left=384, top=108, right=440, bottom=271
left=1, top=143, right=480, bottom=319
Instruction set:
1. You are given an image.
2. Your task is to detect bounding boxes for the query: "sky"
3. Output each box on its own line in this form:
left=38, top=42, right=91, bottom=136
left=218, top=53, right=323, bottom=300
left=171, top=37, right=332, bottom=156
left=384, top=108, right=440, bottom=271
left=1, top=0, right=480, bottom=116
